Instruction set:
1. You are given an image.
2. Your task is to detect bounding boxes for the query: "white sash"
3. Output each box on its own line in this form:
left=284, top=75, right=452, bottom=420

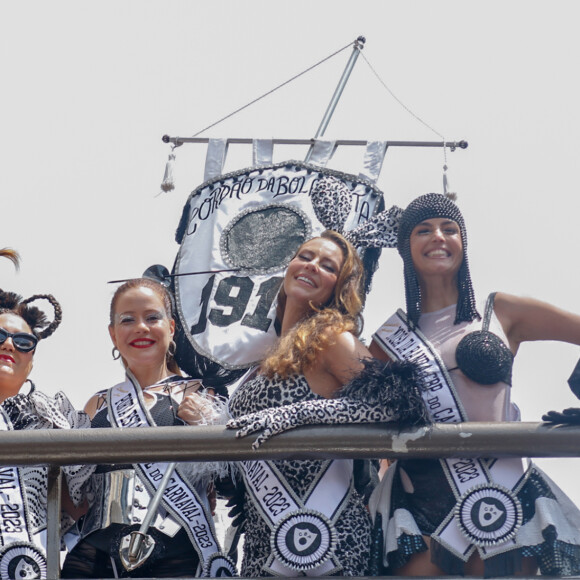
left=241, top=458, right=352, bottom=576
left=0, top=409, right=47, bottom=579
left=373, top=311, right=530, bottom=560
left=107, top=377, right=235, bottom=577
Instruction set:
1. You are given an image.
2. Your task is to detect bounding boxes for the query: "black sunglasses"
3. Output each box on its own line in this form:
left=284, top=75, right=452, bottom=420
left=0, top=328, right=38, bottom=353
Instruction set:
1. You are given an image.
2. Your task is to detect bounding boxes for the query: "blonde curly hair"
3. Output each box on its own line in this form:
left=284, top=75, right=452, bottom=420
left=261, top=230, right=365, bottom=379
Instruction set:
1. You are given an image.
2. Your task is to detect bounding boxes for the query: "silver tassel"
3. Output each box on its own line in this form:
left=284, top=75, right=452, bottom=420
left=160, top=151, right=176, bottom=193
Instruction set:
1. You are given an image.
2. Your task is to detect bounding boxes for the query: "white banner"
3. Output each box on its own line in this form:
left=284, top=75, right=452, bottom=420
left=173, top=160, right=384, bottom=370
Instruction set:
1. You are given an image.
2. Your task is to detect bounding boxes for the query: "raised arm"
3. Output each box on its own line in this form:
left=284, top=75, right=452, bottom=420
left=494, top=292, right=580, bottom=354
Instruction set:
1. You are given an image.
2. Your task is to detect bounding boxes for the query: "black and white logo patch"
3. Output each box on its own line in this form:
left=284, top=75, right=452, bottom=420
left=456, top=483, right=522, bottom=546
left=271, top=510, right=336, bottom=571
left=0, top=543, right=46, bottom=579
left=202, top=553, right=237, bottom=577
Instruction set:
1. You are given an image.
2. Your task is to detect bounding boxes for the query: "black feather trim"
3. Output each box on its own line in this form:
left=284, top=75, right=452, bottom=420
left=340, top=358, right=432, bottom=429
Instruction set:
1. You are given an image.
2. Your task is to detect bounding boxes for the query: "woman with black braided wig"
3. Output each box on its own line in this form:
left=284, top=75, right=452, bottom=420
left=0, top=288, right=90, bottom=580
left=367, top=192, right=580, bottom=577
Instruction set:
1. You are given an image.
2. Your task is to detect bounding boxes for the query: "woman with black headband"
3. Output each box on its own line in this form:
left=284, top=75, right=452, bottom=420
left=0, top=288, right=90, bottom=580
left=61, top=277, right=236, bottom=579
left=366, top=193, right=580, bottom=577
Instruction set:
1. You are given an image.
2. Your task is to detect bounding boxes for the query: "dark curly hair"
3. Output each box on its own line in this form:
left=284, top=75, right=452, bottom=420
left=0, top=290, right=62, bottom=339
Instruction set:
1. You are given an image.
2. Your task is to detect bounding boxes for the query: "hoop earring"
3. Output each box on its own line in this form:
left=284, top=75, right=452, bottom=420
left=112, top=347, right=121, bottom=360
left=168, top=340, right=176, bottom=358
left=25, top=379, right=36, bottom=395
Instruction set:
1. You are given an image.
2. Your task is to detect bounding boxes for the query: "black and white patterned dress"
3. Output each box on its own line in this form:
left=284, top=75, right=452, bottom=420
left=370, top=305, right=580, bottom=576
left=228, top=372, right=372, bottom=577
left=1, top=390, right=91, bottom=539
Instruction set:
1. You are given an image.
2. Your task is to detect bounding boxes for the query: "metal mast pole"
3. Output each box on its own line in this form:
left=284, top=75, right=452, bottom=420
left=305, top=36, right=365, bottom=161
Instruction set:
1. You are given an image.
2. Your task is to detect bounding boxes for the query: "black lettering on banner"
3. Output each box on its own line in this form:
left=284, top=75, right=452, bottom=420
left=434, top=408, right=456, bottom=423
left=357, top=200, right=370, bottom=223
left=190, top=275, right=215, bottom=335
left=199, top=195, right=215, bottom=222
left=240, top=177, right=253, bottom=195
left=272, top=175, right=289, bottom=197
left=408, top=352, right=430, bottom=368
left=242, top=277, right=283, bottom=331
left=398, top=337, right=416, bottom=354
left=187, top=207, right=200, bottom=236
left=191, top=276, right=281, bottom=335
left=209, top=276, right=254, bottom=327
left=231, top=181, right=243, bottom=199
left=403, top=345, right=422, bottom=359
left=166, top=486, right=188, bottom=503
left=288, top=176, right=305, bottom=194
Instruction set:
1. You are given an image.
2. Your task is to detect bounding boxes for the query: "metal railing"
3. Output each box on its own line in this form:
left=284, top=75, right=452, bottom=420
left=3, top=421, right=580, bottom=578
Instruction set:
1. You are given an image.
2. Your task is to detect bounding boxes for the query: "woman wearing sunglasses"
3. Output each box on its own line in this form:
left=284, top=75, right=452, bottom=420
left=0, top=288, right=90, bottom=580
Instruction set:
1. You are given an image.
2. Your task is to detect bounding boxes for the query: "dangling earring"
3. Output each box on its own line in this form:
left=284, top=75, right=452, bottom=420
left=112, top=347, right=121, bottom=360
left=25, top=379, right=36, bottom=395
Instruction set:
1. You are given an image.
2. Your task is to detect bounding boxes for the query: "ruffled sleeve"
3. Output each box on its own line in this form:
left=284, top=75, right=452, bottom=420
left=2, top=390, right=95, bottom=508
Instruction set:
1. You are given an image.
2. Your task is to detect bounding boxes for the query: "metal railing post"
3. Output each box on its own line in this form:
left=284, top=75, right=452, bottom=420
left=46, top=464, right=62, bottom=579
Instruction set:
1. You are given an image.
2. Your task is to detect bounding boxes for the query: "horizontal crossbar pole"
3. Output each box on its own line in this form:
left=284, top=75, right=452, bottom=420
left=0, top=421, right=577, bottom=466
left=161, top=135, right=469, bottom=150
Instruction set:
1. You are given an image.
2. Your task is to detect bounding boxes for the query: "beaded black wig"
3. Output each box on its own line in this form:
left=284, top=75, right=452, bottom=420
left=397, top=193, right=479, bottom=329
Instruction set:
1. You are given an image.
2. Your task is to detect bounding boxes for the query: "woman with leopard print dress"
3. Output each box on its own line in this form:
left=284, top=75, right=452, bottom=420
left=228, top=230, right=427, bottom=577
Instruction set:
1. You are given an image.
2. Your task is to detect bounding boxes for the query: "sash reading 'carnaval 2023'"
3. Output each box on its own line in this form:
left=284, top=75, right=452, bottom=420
left=241, top=456, right=353, bottom=576
left=0, top=409, right=47, bottom=580
left=373, top=311, right=530, bottom=561
left=107, top=378, right=236, bottom=577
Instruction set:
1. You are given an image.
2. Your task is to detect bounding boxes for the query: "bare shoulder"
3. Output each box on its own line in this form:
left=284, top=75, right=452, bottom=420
left=328, top=331, right=370, bottom=358
left=321, top=331, right=370, bottom=377
left=83, top=390, right=107, bottom=419
left=305, top=331, right=370, bottom=397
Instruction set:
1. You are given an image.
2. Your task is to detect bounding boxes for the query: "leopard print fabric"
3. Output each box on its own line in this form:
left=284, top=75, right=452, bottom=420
left=310, top=174, right=401, bottom=250
left=344, top=205, right=402, bottom=249
left=311, top=176, right=352, bottom=232
left=229, top=394, right=401, bottom=449
left=228, top=373, right=371, bottom=577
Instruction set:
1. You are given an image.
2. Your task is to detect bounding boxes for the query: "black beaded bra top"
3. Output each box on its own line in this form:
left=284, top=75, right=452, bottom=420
left=454, top=292, right=514, bottom=386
